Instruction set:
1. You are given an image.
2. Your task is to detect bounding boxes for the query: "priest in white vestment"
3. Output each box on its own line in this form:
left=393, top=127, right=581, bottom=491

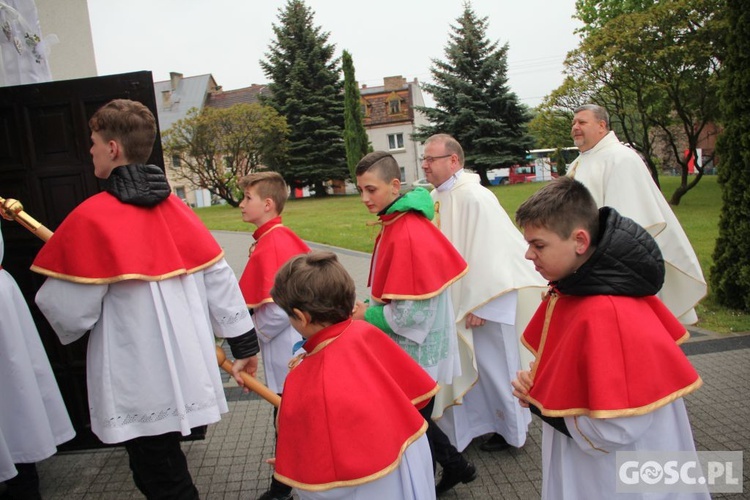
left=568, top=104, right=707, bottom=324
left=422, top=134, right=546, bottom=453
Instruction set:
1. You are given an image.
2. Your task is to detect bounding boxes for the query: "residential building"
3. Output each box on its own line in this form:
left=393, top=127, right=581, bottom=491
left=206, top=84, right=270, bottom=109
left=154, top=72, right=221, bottom=207
left=360, top=76, right=429, bottom=186
left=157, top=78, right=276, bottom=207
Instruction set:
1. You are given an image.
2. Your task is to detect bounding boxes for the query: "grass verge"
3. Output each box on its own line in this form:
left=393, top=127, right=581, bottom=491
left=196, top=175, right=749, bottom=333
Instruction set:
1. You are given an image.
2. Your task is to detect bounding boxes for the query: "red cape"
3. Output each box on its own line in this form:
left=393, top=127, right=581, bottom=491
left=238, top=217, right=310, bottom=308
left=31, top=193, right=222, bottom=283
left=369, top=211, right=467, bottom=302
left=275, top=319, right=438, bottom=491
left=522, top=292, right=701, bottom=418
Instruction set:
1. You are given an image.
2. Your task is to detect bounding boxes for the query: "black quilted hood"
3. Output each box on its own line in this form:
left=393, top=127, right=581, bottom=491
left=554, top=207, right=665, bottom=297
left=104, top=164, right=171, bottom=207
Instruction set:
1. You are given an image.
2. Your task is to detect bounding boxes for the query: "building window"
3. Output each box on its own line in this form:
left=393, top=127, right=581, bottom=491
left=389, top=97, right=401, bottom=114
left=388, top=133, right=404, bottom=150
left=386, top=92, right=403, bottom=115
left=175, top=186, right=186, bottom=200
left=172, top=154, right=181, bottom=168
left=400, top=167, right=406, bottom=182
left=360, top=98, right=371, bottom=117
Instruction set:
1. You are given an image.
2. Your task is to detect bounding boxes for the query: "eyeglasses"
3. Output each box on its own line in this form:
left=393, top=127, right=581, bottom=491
left=419, top=154, right=452, bottom=164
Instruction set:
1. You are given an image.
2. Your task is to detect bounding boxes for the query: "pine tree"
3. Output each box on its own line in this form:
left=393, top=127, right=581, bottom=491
left=342, top=50, right=370, bottom=183
left=710, top=0, right=750, bottom=311
left=260, top=0, right=347, bottom=196
left=415, top=2, right=533, bottom=186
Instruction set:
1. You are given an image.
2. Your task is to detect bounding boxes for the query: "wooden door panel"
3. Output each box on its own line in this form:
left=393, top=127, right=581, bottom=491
left=0, top=106, right=23, bottom=168
left=37, top=172, right=90, bottom=229
left=27, top=103, right=81, bottom=167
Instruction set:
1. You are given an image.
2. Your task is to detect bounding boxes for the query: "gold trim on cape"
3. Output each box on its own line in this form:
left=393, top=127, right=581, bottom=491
left=524, top=289, right=702, bottom=419
left=530, top=291, right=559, bottom=380
left=30, top=251, right=225, bottom=284
left=274, top=421, right=428, bottom=492
left=526, top=378, right=703, bottom=419
left=374, top=265, right=469, bottom=302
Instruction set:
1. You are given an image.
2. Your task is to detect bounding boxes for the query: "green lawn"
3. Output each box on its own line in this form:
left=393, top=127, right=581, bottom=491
left=196, top=175, right=750, bottom=333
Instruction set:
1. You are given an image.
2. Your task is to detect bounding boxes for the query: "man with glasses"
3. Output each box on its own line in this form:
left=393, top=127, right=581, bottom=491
left=422, top=134, right=546, bottom=457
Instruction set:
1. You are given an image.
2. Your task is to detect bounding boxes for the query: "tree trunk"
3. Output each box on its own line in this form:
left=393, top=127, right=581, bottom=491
left=477, top=168, right=490, bottom=187
left=669, top=169, right=703, bottom=206
left=313, top=180, right=328, bottom=197
left=643, top=156, right=661, bottom=190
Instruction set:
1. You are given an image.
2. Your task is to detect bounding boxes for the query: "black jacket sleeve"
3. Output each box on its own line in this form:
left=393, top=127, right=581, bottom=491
left=226, top=328, right=259, bottom=359
left=530, top=404, right=572, bottom=438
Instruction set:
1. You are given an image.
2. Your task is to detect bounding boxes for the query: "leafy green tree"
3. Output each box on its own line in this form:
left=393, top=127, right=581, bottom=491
left=342, top=50, right=370, bottom=183
left=710, top=0, right=750, bottom=311
left=415, top=2, right=533, bottom=186
left=558, top=48, right=665, bottom=186
left=546, top=0, right=724, bottom=204
left=163, top=103, right=288, bottom=207
left=589, top=0, right=722, bottom=204
left=528, top=105, right=574, bottom=150
left=573, top=0, right=657, bottom=35
left=568, top=0, right=667, bottom=186
left=261, top=0, right=347, bottom=197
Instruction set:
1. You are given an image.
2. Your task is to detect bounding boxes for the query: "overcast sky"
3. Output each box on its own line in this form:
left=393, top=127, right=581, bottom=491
left=87, top=0, right=582, bottom=108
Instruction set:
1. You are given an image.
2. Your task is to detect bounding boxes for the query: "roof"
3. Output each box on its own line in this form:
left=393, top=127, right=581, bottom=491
left=360, top=82, right=408, bottom=96
left=206, top=85, right=270, bottom=109
left=153, top=73, right=218, bottom=131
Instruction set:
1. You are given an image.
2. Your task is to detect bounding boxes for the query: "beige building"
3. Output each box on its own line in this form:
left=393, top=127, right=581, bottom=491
left=154, top=72, right=223, bottom=207
left=155, top=77, right=273, bottom=207
left=360, top=76, right=429, bottom=186
left=35, top=0, right=97, bottom=81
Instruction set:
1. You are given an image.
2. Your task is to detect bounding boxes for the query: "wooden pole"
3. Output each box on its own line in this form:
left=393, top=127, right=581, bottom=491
left=216, top=346, right=281, bottom=408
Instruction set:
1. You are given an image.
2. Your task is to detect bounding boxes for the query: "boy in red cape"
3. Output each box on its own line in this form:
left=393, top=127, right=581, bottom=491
left=512, top=177, right=707, bottom=499
left=33, top=99, right=258, bottom=499
left=270, top=251, right=438, bottom=499
left=237, top=171, right=309, bottom=500
left=352, top=151, right=475, bottom=496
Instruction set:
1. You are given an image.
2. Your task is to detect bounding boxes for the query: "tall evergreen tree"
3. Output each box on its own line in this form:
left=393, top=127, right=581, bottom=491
left=710, top=0, right=750, bottom=311
left=261, top=0, right=347, bottom=196
left=415, top=2, right=533, bottom=186
left=342, top=50, right=370, bottom=183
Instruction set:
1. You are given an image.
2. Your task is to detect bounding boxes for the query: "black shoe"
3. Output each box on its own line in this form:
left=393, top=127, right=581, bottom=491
left=436, top=461, right=477, bottom=496
left=257, top=475, right=293, bottom=500
left=479, top=433, right=510, bottom=452
left=256, top=486, right=293, bottom=500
